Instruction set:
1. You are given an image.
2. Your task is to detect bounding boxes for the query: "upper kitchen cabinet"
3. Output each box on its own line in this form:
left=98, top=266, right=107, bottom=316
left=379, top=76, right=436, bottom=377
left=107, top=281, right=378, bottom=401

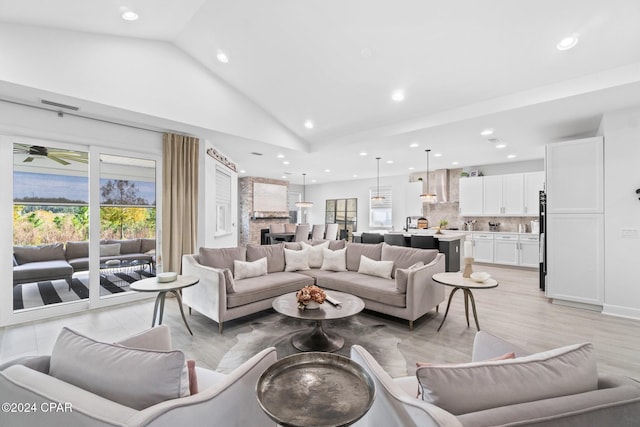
left=405, top=181, right=423, bottom=217
left=546, top=137, right=603, bottom=214
left=460, top=172, right=543, bottom=217
left=524, top=171, right=545, bottom=216
left=483, top=174, right=524, bottom=215
left=459, top=177, right=483, bottom=216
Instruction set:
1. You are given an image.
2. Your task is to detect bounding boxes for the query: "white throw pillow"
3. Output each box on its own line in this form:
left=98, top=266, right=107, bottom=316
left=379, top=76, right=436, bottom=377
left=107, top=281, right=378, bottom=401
left=234, top=257, right=268, bottom=280
left=301, top=240, right=330, bottom=268
left=284, top=247, right=311, bottom=271
left=395, top=261, right=424, bottom=292
left=50, top=327, right=189, bottom=411
left=320, top=247, right=347, bottom=271
left=416, top=342, right=598, bottom=415
left=358, top=255, right=394, bottom=279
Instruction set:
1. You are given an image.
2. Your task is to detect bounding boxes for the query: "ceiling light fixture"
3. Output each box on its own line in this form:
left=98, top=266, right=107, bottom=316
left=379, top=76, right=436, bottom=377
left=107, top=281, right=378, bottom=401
left=480, top=128, right=494, bottom=136
left=372, top=157, right=385, bottom=201
left=507, top=154, right=517, bottom=159
left=122, top=11, right=139, bottom=21
left=283, top=161, right=290, bottom=165
left=216, top=49, right=229, bottom=63
left=434, top=153, right=443, bottom=157
left=391, top=90, right=405, bottom=102
left=304, top=120, right=314, bottom=129
left=557, top=35, right=579, bottom=51
left=420, top=149, right=437, bottom=203
left=295, top=173, right=314, bottom=208
left=409, top=142, right=419, bottom=148
left=359, top=152, right=368, bottom=156
left=495, top=143, right=507, bottom=149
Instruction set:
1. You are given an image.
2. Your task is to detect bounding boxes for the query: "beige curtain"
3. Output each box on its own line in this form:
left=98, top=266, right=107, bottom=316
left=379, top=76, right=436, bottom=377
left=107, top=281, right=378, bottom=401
left=162, top=133, right=199, bottom=273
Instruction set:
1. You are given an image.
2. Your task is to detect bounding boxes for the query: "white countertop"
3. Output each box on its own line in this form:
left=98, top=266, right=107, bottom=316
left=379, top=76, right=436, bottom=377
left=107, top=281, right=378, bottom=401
left=352, top=230, right=539, bottom=241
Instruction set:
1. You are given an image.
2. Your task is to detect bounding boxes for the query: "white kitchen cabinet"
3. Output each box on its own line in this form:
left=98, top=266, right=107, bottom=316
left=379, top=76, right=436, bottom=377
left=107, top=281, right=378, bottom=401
left=405, top=181, right=423, bottom=216
left=482, top=175, right=503, bottom=215
left=494, top=233, right=519, bottom=265
left=546, top=137, right=603, bottom=214
left=545, top=214, right=604, bottom=305
left=471, top=232, right=494, bottom=263
left=518, top=234, right=540, bottom=267
left=524, top=171, right=544, bottom=216
left=459, top=177, right=483, bottom=216
left=502, top=174, right=525, bottom=215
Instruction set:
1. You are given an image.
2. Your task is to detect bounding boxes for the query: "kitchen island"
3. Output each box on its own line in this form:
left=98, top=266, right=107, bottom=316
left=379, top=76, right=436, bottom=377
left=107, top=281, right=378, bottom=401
left=352, top=230, right=466, bottom=272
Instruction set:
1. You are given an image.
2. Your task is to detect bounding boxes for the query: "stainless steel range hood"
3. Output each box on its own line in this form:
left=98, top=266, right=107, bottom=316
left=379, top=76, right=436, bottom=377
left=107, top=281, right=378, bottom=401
left=426, top=169, right=452, bottom=203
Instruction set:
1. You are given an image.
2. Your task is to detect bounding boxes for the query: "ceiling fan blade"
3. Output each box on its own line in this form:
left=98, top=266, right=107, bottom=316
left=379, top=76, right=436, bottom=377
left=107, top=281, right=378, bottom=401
left=23, top=156, right=34, bottom=163
left=13, top=143, right=31, bottom=154
left=48, top=155, right=71, bottom=166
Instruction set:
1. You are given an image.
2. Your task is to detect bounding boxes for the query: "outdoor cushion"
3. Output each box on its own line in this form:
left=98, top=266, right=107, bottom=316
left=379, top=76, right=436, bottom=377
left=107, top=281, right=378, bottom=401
left=140, top=238, right=156, bottom=253
left=106, top=238, right=141, bottom=254
left=65, top=241, right=89, bottom=259
left=14, top=243, right=66, bottom=264
left=100, top=243, right=121, bottom=257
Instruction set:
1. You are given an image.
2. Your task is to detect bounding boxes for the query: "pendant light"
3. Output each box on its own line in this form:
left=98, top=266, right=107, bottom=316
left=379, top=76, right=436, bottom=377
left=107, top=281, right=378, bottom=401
left=371, top=157, right=385, bottom=201
left=295, top=173, right=314, bottom=208
left=420, top=149, right=438, bottom=203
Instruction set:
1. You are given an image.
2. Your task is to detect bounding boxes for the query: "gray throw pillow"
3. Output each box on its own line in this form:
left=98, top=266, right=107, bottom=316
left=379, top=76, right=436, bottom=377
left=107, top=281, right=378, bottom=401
left=50, top=327, right=189, bottom=410
left=199, top=246, right=246, bottom=274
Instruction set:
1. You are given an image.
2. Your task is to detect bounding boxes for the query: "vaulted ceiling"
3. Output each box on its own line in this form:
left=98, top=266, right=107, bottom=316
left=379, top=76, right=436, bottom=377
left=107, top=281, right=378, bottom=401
left=2, top=0, right=640, bottom=184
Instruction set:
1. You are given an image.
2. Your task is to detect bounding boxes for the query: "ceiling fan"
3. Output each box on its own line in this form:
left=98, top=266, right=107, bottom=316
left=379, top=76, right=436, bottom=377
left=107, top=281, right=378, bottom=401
left=13, top=144, right=88, bottom=166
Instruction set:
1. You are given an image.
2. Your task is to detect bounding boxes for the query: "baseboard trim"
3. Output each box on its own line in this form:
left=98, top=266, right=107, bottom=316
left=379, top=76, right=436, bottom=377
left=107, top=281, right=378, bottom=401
left=551, top=298, right=602, bottom=312
left=602, top=304, right=640, bottom=320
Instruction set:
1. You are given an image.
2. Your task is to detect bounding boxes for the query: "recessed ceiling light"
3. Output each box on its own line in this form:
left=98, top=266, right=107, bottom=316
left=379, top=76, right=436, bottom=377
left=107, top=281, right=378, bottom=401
left=276, top=154, right=285, bottom=159
left=386, top=160, right=394, bottom=164
left=353, top=174, right=358, bottom=178
left=239, top=169, right=246, bottom=174
left=311, top=179, right=317, bottom=183
left=434, top=153, right=443, bottom=157
left=283, top=161, right=290, bottom=165
left=324, top=169, right=331, bottom=172
left=409, top=142, right=419, bottom=148
left=480, top=128, right=494, bottom=136
left=304, top=120, right=314, bottom=129
left=391, top=90, right=405, bottom=102
left=281, top=175, right=287, bottom=179
left=495, top=143, right=507, bottom=149
left=359, top=152, right=368, bottom=156
left=121, top=11, right=139, bottom=21
left=557, top=35, right=578, bottom=51
left=507, top=154, right=517, bottom=159
left=452, top=161, right=459, bottom=165
left=216, top=49, right=229, bottom=63
left=408, top=167, right=415, bottom=170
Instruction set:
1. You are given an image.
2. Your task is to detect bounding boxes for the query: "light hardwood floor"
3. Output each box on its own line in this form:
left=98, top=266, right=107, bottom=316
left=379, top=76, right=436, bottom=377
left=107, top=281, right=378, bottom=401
left=1, top=265, right=639, bottom=379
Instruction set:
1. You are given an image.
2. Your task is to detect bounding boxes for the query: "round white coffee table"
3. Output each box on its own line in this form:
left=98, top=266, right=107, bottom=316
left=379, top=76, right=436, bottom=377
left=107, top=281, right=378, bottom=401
left=432, top=272, right=498, bottom=332
left=130, top=275, right=199, bottom=335
left=272, top=291, right=364, bottom=352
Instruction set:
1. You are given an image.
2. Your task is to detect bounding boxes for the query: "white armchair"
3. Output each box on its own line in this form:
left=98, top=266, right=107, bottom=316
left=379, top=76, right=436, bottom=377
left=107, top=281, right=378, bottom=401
left=0, top=326, right=277, bottom=427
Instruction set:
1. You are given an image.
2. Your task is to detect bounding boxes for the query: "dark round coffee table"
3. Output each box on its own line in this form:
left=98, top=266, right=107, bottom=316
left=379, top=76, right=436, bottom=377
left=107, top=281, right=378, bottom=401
left=272, top=291, right=364, bottom=352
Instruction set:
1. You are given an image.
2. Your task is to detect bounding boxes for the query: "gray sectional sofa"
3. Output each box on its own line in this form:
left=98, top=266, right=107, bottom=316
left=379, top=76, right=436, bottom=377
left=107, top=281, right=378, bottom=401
left=13, top=238, right=156, bottom=286
left=181, top=241, right=446, bottom=332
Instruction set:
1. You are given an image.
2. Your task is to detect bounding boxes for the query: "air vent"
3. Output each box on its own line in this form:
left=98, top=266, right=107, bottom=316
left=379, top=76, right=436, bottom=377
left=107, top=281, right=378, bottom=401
left=487, top=137, right=502, bottom=144
left=40, top=99, right=80, bottom=111
left=250, top=152, right=263, bottom=156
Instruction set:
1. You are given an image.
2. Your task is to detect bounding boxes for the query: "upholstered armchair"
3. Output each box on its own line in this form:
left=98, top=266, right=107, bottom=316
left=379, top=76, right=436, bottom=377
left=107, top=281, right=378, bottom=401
left=0, top=326, right=277, bottom=427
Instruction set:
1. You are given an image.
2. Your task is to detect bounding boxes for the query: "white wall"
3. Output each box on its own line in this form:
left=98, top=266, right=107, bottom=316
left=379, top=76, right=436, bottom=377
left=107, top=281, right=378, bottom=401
left=602, top=106, right=640, bottom=319
left=305, top=174, right=412, bottom=232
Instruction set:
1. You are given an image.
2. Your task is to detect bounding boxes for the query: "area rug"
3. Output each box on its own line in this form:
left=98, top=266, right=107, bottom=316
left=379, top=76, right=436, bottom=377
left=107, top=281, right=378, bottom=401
left=217, top=314, right=408, bottom=377
left=13, top=269, right=155, bottom=310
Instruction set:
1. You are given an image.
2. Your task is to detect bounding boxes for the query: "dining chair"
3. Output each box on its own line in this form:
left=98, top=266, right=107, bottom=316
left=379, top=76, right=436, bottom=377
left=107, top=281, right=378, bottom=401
left=324, top=223, right=339, bottom=240
left=384, top=233, right=406, bottom=246
left=311, top=224, right=325, bottom=240
left=361, top=232, right=384, bottom=244
left=410, top=235, right=437, bottom=249
left=269, top=223, right=286, bottom=244
left=284, top=223, right=297, bottom=233
left=294, top=224, right=311, bottom=242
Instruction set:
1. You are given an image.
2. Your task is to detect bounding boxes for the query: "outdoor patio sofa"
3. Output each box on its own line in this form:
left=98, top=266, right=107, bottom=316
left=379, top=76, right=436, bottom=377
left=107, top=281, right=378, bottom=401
left=182, top=241, right=446, bottom=333
left=12, top=238, right=156, bottom=286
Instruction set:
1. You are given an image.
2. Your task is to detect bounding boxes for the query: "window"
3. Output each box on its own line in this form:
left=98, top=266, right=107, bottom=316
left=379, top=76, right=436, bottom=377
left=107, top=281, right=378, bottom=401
left=369, top=185, right=392, bottom=228
left=325, top=198, right=357, bottom=240
left=215, top=166, right=232, bottom=235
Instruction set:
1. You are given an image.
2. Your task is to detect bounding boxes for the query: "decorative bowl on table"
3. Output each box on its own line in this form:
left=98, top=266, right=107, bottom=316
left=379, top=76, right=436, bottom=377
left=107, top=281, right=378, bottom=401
left=105, top=259, right=121, bottom=266
left=157, top=272, right=178, bottom=283
left=296, top=285, right=326, bottom=309
left=470, top=272, right=491, bottom=283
